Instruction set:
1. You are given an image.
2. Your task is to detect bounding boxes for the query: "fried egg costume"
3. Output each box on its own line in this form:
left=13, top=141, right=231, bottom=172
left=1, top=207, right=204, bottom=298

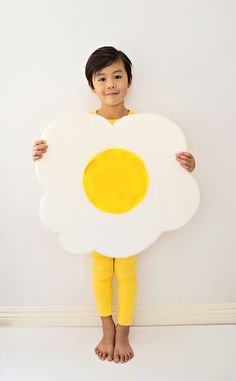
left=35, top=113, right=200, bottom=258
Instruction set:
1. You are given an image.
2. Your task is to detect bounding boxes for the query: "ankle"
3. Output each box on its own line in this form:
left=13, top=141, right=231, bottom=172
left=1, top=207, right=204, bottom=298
left=116, top=324, right=130, bottom=334
left=101, top=316, right=115, bottom=329
left=101, top=315, right=114, bottom=322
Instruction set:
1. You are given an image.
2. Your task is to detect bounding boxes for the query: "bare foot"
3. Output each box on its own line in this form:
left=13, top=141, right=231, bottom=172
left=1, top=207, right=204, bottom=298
left=95, top=316, right=115, bottom=361
left=113, top=324, right=134, bottom=363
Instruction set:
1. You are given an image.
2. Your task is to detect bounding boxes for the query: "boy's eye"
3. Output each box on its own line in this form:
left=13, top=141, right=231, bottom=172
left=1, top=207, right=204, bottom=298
left=98, top=75, right=122, bottom=82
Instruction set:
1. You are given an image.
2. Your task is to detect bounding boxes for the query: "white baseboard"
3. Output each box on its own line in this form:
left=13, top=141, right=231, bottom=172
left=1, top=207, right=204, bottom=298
left=0, top=304, right=235, bottom=327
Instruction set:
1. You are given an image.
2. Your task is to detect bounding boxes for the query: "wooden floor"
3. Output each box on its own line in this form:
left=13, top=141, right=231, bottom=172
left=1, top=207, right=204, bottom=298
left=0, top=325, right=236, bottom=380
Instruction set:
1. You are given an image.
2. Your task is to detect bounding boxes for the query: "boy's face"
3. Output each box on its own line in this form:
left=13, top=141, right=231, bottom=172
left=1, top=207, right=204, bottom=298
left=90, top=59, right=131, bottom=107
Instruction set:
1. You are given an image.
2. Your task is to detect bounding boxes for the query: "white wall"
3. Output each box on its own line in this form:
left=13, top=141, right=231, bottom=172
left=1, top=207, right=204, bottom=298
left=0, top=0, right=235, bottom=308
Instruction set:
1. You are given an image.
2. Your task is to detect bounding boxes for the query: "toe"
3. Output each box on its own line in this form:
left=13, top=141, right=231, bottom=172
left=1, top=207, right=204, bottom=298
left=102, top=353, right=107, bottom=361
left=107, top=354, right=113, bottom=361
left=98, top=351, right=102, bottom=359
left=120, top=355, right=125, bottom=363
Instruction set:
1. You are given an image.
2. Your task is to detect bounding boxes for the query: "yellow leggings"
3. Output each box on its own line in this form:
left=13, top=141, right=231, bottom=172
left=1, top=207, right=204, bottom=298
left=91, top=251, right=137, bottom=326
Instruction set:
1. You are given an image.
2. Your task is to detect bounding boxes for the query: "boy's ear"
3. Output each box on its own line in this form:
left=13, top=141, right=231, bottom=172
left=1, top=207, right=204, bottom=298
left=89, top=86, right=96, bottom=93
left=88, top=81, right=95, bottom=93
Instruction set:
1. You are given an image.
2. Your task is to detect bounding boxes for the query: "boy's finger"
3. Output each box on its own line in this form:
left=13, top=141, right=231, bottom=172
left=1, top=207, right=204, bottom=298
left=35, top=143, right=48, bottom=148
left=179, top=159, right=190, bottom=165
left=177, top=156, right=192, bottom=164
left=33, top=144, right=48, bottom=151
left=176, top=152, right=192, bottom=158
left=33, top=154, right=42, bottom=159
left=32, top=150, right=44, bottom=155
left=181, top=163, right=191, bottom=171
left=34, top=140, right=46, bottom=146
left=176, top=157, right=191, bottom=164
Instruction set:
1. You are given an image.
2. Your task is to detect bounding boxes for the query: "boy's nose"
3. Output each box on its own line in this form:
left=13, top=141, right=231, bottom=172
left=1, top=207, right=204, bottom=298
left=107, top=81, right=116, bottom=89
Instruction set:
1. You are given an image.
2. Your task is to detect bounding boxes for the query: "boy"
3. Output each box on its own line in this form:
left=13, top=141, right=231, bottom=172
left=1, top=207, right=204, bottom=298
left=32, top=46, right=196, bottom=363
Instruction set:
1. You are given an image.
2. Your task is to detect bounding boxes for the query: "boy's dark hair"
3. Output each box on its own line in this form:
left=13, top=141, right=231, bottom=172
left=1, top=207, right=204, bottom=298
left=85, top=46, right=132, bottom=89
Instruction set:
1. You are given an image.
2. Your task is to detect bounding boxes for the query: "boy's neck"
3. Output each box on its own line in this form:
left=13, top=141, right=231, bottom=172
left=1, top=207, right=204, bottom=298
left=96, top=104, right=129, bottom=119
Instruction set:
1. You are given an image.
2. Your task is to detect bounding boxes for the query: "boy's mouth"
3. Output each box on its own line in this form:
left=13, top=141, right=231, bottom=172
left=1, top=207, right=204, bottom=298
left=106, top=92, right=119, bottom=96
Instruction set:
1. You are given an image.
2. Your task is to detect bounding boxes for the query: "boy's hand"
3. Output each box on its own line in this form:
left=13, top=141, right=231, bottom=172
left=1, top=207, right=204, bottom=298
left=175, top=151, right=196, bottom=172
left=32, top=140, right=48, bottom=161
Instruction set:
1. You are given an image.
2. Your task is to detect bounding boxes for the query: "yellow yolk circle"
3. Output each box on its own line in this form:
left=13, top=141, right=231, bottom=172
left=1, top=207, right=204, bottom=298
left=83, top=148, right=149, bottom=214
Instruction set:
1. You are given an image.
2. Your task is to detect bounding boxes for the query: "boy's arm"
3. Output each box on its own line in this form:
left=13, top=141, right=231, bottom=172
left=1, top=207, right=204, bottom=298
left=175, top=151, right=196, bottom=172
left=32, top=140, right=48, bottom=161
left=32, top=140, right=196, bottom=171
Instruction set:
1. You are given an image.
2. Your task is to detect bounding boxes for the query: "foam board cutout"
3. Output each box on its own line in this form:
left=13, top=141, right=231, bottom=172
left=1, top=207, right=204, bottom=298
left=35, top=113, right=200, bottom=257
